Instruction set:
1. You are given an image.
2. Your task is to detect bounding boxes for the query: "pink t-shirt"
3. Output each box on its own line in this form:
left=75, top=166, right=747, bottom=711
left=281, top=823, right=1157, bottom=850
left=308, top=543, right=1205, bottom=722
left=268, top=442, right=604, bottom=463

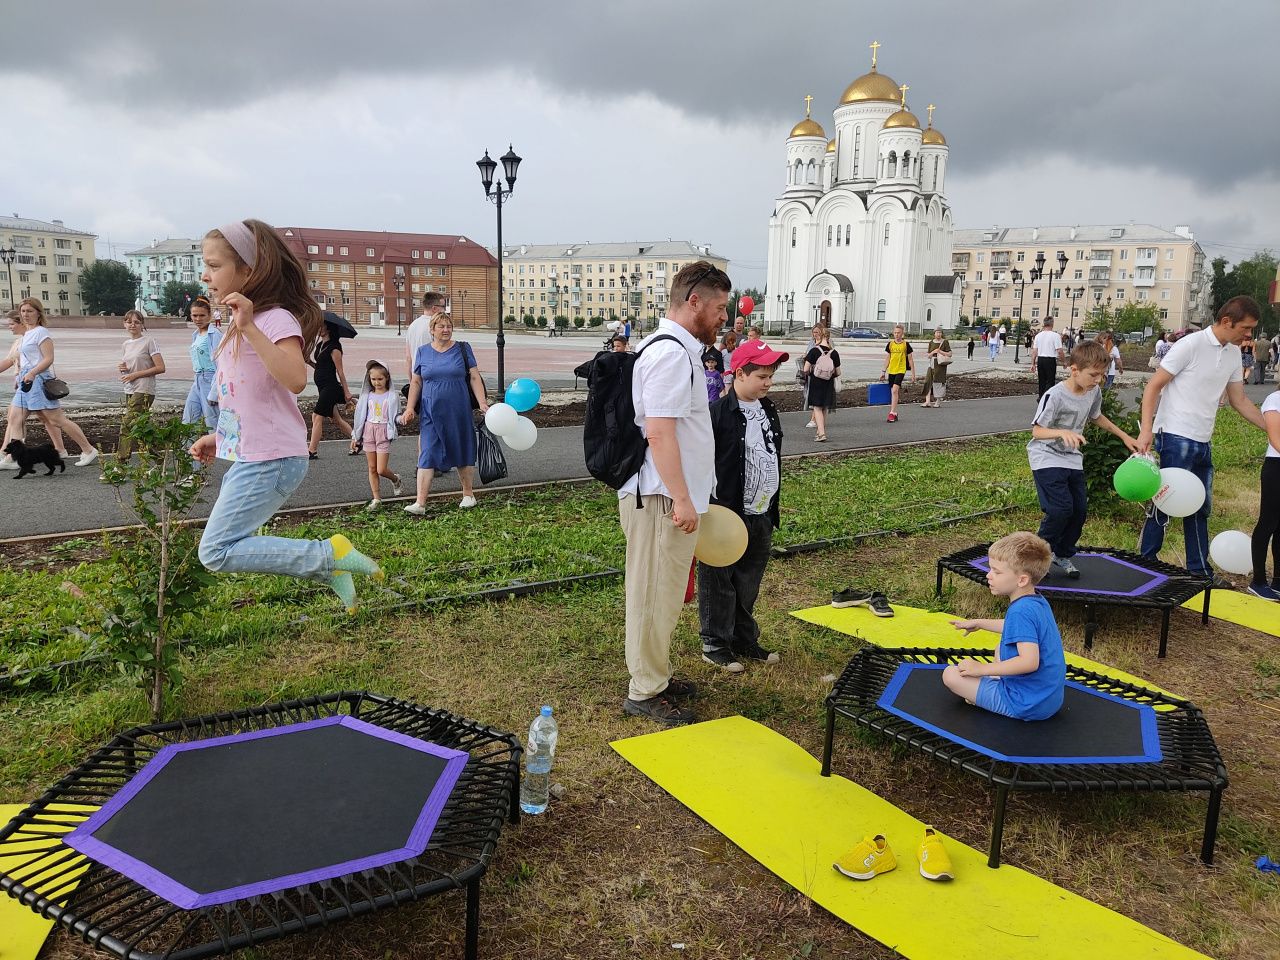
left=213, top=307, right=308, bottom=462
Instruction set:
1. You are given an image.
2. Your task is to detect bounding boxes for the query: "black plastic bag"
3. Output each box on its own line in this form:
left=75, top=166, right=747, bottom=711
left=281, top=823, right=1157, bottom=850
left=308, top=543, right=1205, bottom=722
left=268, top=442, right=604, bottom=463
left=476, top=424, right=508, bottom=485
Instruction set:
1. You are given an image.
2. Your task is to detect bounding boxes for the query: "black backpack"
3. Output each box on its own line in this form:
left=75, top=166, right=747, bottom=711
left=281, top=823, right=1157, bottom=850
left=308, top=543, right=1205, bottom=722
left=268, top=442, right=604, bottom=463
left=583, top=334, right=692, bottom=492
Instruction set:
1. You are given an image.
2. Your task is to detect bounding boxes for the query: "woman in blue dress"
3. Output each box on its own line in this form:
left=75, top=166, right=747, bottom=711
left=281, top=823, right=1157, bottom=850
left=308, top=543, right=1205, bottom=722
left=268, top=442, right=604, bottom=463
left=398, top=313, right=489, bottom=513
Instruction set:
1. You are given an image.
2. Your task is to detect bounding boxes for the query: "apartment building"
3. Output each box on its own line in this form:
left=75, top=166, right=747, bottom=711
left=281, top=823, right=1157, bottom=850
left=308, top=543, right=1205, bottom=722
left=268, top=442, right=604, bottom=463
left=952, top=224, right=1211, bottom=331
left=276, top=227, right=498, bottom=329
left=0, top=215, right=98, bottom=314
left=496, top=241, right=730, bottom=327
left=125, top=239, right=205, bottom=314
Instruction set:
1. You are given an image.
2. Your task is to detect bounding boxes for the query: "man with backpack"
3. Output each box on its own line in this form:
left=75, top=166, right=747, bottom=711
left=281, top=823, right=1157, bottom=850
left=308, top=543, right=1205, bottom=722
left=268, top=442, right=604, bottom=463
left=594, top=261, right=731, bottom=725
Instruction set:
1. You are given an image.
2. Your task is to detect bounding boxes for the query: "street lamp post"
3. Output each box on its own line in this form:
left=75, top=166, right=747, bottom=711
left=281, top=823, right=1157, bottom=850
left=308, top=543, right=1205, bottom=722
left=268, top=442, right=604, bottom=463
left=391, top=274, right=404, bottom=335
left=629, top=270, right=642, bottom=333
left=1068, top=286, right=1085, bottom=335
left=476, top=145, right=521, bottom=389
left=972, top=287, right=982, bottom=329
left=0, top=246, right=15, bottom=310
left=457, top=289, right=467, bottom=327
left=1010, top=267, right=1028, bottom=362
left=1093, top=291, right=1112, bottom=329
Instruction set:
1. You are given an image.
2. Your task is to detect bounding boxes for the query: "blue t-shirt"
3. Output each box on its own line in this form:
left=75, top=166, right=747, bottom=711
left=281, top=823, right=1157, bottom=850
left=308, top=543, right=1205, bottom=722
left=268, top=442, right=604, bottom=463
left=995, top=594, right=1066, bottom=720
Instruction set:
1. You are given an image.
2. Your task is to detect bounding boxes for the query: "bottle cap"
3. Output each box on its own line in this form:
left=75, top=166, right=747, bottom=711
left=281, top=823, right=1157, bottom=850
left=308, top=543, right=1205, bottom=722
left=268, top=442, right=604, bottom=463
left=540, top=705, right=553, bottom=716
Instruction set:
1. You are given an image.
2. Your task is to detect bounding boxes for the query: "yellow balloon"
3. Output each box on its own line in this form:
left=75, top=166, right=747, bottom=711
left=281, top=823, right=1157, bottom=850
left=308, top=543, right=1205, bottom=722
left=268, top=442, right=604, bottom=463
left=695, top=505, right=749, bottom=567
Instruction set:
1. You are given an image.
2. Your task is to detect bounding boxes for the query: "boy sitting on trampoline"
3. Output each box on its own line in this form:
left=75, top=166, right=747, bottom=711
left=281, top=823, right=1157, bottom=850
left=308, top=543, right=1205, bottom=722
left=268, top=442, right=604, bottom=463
left=945, top=532, right=1066, bottom=721
left=1028, top=339, right=1140, bottom=578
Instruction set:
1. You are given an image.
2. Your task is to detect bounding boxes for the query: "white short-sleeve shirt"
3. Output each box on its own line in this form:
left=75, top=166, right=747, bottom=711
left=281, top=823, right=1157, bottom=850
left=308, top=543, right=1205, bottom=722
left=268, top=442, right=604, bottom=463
left=1154, top=327, right=1244, bottom=443
left=619, top=319, right=715, bottom=512
left=1033, top=329, right=1063, bottom=359
left=1262, top=390, right=1280, bottom=459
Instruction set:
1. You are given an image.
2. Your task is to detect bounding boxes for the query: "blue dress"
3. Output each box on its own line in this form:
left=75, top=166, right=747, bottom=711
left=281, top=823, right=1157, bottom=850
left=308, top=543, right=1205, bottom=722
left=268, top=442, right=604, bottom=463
left=414, top=341, right=476, bottom=471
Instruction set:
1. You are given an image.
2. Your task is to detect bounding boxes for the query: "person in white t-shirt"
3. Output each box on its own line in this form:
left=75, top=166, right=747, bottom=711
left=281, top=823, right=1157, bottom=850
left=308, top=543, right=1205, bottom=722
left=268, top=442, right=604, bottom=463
left=1249, top=387, right=1280, bottom=599
left=1030, top=318, right=1066, bottom=399
left=619, top=261, right=729, bottom=726
left=403, top=292, right=447, bottom=386
left=1137, top=295, right=1270, bottom=582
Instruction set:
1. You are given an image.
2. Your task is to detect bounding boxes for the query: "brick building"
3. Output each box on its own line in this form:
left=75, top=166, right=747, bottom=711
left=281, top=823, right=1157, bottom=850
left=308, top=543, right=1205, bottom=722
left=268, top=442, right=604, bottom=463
left=276, top=227, right=498, bottom=330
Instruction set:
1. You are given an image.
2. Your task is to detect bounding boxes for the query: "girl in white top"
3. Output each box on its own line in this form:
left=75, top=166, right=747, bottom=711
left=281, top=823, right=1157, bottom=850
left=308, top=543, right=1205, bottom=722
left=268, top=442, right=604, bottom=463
left=1249, top=389, right=1280, bottom=600
left=0, top=310, right=65, bottom=465
left=117, top=309, right=166, bottom=458
left=349, top=360, right=402, bottom=509
left=3, top=298, right=98, bottom=466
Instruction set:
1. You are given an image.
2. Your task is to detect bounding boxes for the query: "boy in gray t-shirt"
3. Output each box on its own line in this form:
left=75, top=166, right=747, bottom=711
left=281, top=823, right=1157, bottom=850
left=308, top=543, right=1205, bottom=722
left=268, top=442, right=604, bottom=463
left=1027, top=341, right=1140, bottom=577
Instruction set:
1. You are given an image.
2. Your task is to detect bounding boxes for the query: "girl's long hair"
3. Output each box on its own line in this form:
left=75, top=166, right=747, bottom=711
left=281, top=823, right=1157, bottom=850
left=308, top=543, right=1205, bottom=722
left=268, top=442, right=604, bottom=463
left=205, top=219, right=322, bottom=360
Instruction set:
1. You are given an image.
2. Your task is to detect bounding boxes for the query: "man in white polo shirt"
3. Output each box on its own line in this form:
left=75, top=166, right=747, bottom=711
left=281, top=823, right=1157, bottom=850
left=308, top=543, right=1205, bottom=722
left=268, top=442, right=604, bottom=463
left=620, top=261, right=730, bottom=725
left=1137, top=295, right=1269, bottom=582
left=403, top=292, right=447, bottom=382
left=1030, top=317, right=1066, bottom=399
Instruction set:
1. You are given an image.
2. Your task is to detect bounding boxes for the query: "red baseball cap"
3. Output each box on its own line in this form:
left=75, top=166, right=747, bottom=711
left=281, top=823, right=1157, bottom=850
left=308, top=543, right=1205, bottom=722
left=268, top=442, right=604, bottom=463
left=730, top=339, right=790, bottom=373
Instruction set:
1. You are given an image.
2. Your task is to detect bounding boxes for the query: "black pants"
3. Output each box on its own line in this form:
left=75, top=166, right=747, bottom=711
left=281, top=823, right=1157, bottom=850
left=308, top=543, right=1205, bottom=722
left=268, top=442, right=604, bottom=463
left=1034, top=467, right=1087, bottom=559
left=698, top=513, right=774, bottom=652
left=1252, top=458, right=1280, bottom=585
left=1036, top=358, right=1058, bottom=399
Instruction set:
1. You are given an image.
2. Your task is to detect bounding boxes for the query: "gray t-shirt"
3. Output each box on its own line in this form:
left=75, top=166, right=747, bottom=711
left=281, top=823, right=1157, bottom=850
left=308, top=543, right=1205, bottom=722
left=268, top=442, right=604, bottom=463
left=1027, top=382, right=1102, bottom=471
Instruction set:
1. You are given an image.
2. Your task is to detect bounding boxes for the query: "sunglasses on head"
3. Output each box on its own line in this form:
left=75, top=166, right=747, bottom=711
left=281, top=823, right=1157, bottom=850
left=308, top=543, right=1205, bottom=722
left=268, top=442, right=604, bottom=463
left=683, top=265, right=725, bottom=301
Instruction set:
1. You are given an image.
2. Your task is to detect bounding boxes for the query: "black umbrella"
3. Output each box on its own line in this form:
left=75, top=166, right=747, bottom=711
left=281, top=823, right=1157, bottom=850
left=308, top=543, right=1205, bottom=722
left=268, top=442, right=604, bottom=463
left=322, top=310, right=357, bottom=339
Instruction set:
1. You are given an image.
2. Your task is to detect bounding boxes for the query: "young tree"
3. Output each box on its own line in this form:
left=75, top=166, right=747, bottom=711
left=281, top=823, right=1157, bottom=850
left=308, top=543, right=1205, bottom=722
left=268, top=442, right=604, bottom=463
left=1214, top=251, right=1279, bottom=334
left=1109, top=302, right=1162, bottom=336
left=80, top=260, right=141, bottom=315
left=159, top=280, right=206, bottom=316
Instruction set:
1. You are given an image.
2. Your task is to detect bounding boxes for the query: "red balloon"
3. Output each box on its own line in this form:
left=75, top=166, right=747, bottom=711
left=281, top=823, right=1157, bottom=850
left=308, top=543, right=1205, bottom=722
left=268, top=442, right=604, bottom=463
left=738, top=296, right=754, bottom=317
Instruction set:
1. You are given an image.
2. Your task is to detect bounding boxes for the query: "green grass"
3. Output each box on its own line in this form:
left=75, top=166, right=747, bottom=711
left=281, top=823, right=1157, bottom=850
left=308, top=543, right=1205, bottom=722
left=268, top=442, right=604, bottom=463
left=2, top=415, right=1278, bottom=959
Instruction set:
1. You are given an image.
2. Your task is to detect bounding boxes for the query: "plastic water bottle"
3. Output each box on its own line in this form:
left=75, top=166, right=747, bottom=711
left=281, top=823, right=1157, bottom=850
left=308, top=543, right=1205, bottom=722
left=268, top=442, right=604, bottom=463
left=519, top=706, right=558, bottom=815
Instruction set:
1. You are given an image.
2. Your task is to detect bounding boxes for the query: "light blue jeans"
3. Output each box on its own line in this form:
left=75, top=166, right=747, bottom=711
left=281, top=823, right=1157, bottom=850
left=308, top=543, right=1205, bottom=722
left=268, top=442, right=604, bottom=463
left=183, top=371, right=219, bottom=429
left=199, top=457, right=333, bottom=580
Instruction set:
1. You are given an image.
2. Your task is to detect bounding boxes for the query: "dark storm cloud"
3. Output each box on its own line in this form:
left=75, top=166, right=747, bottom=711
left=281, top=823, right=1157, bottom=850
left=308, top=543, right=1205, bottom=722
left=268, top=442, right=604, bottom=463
left=7, top=0, right=1276, bottom=186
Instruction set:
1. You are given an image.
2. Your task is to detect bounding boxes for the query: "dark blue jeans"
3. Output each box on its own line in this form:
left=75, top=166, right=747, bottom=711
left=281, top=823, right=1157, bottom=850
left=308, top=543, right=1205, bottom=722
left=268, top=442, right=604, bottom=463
left=1139, top=432, right=1214, bottom=575
left=698, top=512, right=774, bottom=653
left=1033, top=467, right=1087, bottom=558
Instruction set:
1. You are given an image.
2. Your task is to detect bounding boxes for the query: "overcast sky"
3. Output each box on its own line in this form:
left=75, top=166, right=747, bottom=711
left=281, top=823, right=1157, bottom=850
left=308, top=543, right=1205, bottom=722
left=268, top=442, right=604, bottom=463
left=4, top=0, right=1277, bottom=289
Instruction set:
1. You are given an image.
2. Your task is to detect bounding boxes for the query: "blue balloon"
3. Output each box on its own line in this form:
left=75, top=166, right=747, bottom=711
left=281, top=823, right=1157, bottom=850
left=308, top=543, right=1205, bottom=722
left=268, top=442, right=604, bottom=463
left=505, top=378, right=542, bottom=413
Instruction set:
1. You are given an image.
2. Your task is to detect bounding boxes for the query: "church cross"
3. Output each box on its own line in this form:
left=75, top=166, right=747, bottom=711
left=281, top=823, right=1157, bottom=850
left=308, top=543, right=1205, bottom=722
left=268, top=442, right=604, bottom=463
left=869, top=40, right=880, bottom=69
left=804, top=94, right=813, bottom=118
left=899, top=83, right=909, bottom=108
left=927, top=103, right=936, bottom=126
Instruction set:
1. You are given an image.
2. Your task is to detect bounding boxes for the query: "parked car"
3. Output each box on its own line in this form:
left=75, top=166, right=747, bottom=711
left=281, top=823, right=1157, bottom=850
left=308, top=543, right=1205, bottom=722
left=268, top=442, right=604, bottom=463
left=841, top=327, right=888, bottom=339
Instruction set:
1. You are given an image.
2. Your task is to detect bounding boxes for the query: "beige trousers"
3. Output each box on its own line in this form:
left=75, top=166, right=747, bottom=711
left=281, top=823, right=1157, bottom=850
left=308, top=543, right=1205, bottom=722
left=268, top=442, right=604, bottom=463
left=619, top=493, right=698, bottom=700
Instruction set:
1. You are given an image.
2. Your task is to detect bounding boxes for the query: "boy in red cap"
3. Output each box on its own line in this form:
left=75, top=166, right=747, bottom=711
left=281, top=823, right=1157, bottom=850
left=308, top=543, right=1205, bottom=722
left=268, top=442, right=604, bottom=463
left=698, top=339, right=789, bottom=672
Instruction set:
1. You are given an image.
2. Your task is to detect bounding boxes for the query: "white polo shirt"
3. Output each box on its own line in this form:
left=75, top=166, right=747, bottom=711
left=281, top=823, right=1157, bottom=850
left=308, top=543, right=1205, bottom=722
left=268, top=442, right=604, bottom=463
left=1032, top=329, right=1063, bottom=360
left=1154, top=326, right=1243, bottom=443
left=404, top=313, right=436, bottom=371
left=620, top=319, right=715, bottom=512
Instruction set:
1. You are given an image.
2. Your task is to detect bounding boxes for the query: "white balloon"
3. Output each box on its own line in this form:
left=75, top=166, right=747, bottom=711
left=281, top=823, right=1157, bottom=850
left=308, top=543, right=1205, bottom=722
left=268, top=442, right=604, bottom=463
left=1152, top=467, right=1206, bottom=518
left=504, top=416, right=538, bottom=451
left=484, top=402, right=518, bottom=437
left=1209, top=530, right=1254, bottom=575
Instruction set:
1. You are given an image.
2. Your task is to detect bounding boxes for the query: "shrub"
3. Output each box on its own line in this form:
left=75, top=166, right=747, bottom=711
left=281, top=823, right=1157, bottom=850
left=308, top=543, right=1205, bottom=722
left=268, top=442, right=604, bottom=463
left=588, top=316, right=604, bottom=328
left=536, top=317, right=548, bottom=328
left=554, top=315, right=569, bottom=330
left=522, top=315, right=536, bottom=328
left=1082, top=388, right=1141, bottom=509
left=573, top=317, right=585, bottom=328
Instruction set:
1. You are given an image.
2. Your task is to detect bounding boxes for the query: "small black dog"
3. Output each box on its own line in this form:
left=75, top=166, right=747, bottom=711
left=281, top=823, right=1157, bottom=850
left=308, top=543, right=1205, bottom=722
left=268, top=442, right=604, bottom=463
left=3, top=439, right=65, bottom=479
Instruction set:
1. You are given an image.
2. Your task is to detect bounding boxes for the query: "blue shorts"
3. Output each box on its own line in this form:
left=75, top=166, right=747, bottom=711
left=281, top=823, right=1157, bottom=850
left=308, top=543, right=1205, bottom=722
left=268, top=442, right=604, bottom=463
left=976, top=677, right=1021, bottom=719
left=11, top=370, right=60, bottom=411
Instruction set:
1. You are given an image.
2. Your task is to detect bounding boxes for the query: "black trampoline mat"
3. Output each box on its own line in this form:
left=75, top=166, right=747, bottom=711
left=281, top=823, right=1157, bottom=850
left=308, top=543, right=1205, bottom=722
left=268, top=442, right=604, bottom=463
left=970, top=551, right=1169, bottom=596
left=64, top=717, right=469, bottom=908
left=878, top=664, right=1162, bottom=764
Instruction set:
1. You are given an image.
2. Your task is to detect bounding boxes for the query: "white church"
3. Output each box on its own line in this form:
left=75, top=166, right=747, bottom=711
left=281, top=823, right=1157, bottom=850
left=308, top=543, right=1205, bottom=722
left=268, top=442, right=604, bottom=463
left=764, top=43, right=960, bottom=334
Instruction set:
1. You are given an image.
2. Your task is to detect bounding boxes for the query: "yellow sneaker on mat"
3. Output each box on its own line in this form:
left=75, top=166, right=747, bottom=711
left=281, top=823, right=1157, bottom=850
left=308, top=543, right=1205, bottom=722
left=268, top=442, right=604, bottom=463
left=917, top=827, right=954, bottom=881
left=833, top=834, right=896, bottom=880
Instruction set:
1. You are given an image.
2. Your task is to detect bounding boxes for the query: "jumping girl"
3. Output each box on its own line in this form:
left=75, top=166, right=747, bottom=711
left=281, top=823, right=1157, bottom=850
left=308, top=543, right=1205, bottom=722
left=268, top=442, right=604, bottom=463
left=182, top=296, right=221, bottom=429
left=191, top=219, right=381, bottom=612
left=117, top=309, right=166, bottom=458
left=350, top=359, right=403, bottom=509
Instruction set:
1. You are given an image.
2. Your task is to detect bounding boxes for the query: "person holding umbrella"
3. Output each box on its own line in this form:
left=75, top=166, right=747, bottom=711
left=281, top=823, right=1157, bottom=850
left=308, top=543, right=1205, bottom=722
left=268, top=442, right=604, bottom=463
left=307, top=312, right=355, bottom=459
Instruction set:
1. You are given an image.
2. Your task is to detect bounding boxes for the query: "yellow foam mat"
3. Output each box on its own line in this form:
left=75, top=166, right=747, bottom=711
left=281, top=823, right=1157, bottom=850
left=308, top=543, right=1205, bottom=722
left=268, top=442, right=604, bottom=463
left=613, top=716, right=1206, bottom=960
left=791, top=603, right=1181, bottom=701
left=1183, top=591, right=1280, bottom=639
left=1, top=803, right=93, bottom=960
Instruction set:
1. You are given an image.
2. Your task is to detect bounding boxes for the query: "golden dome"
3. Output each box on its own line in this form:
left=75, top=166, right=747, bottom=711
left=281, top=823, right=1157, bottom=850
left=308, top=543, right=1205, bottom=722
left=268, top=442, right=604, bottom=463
left=826, top=138, right=836, bottom=153
left=883, top=109, right=921, bottom=129
left=922, top=127, right=947, bottom=145
left=789, top=117, right=826, bottom=138
left=839, top=67, right=902, bottom=104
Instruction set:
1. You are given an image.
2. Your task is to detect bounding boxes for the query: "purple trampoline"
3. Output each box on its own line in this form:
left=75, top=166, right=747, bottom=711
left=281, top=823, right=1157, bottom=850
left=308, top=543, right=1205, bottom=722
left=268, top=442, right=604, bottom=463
left=0, top=692, right=521, bottom=960
left=937, top=544, right=1214, bottom=658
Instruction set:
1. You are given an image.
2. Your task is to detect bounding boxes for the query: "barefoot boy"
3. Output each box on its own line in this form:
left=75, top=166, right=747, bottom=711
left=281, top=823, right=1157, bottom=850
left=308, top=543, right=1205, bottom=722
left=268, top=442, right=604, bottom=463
left=945, top=532, right=1066, bottom=721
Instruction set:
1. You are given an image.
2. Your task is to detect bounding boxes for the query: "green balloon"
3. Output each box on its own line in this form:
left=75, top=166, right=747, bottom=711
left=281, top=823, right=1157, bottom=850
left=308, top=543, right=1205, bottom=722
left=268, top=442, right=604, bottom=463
left=1113, top=456, right=1161, bottom=501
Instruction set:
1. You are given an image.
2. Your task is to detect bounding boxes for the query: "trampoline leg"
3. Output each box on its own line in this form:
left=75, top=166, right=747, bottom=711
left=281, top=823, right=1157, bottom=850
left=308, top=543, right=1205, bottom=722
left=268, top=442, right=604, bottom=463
left=465, top=876, right=480, bottom=960
left=1201, top=788, right=1222, bottom=866
left=1083, top=604, right=1097, bottom=652
left=988, top=786, right=1009, bottom=869
left=935, top=563, right=944, bottom=598
left=820, top=707, right=835, bottom=777
left=1158, top=607, right=1171, bottom=659
left=1201, top=587, right=1211, bottom=626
